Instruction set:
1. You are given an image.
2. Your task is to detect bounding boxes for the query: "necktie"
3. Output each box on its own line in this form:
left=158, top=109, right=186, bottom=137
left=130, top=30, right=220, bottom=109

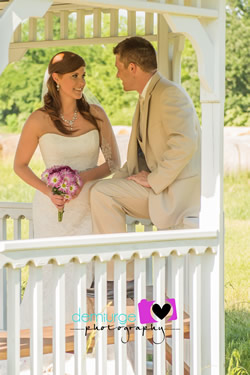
left=139, top=95, right=144, bottom=140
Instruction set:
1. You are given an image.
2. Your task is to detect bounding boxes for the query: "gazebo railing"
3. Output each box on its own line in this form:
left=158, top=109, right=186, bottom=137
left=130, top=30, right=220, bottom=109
left=0, top=201, right=223, bottom=374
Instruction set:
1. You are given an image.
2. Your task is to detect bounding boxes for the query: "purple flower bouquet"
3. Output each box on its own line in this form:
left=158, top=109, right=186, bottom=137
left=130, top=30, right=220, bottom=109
left=41, top=165, right=83, bottom=222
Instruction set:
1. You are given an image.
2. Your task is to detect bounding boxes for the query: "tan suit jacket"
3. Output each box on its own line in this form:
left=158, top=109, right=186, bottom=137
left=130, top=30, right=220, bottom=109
left=113, top=72, right=201, bottom=229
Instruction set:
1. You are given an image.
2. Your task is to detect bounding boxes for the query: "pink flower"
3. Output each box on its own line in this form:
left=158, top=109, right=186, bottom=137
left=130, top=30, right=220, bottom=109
left=68, top=183, right=78, bottom=196
left=47, top=172, right=62, bottom=188
left=59, top=180, right=68, bottom=193
left=41, top=165, right=83, bottom=222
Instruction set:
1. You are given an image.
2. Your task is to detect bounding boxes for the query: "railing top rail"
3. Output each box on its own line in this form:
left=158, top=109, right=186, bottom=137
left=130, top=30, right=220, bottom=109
left=0, top=229, right=219, bottom=268
left=0, top=202, right=32, bottom=209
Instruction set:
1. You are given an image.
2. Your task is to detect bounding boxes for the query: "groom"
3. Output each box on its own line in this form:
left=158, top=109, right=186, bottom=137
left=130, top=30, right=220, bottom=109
left=90, top=36, right=201, bottom=277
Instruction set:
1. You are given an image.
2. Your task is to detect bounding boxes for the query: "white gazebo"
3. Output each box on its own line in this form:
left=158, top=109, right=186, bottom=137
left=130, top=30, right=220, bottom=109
left=0, top=0, right=225, bottom=374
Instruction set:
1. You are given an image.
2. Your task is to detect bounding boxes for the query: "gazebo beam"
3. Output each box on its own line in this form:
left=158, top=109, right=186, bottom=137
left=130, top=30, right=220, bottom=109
left=8, top=34, right=157, bottom=52
left=53, top=0, right=218, bottom=19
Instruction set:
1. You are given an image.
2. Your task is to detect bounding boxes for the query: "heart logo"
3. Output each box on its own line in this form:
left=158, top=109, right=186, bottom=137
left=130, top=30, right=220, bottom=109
left=152, top=303, right=171, bottom=320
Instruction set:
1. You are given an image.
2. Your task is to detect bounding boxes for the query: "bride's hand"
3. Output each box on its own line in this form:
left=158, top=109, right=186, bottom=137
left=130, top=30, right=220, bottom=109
left=47, top=189, right=65, bottom=210
left=69, top=184, right=83, bottom=201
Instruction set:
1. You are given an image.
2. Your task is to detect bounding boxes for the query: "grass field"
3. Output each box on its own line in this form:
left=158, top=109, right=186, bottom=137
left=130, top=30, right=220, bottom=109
left=0, top=159, right=249, bottom=374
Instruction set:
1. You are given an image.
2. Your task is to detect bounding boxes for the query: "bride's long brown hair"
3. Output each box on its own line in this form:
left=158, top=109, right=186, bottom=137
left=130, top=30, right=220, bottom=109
left=41, top=51, right=100, bottom=135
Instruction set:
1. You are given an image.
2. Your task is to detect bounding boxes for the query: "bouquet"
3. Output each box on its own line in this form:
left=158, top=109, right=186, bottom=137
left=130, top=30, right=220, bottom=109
left=41, top=165, right=83, bottom=222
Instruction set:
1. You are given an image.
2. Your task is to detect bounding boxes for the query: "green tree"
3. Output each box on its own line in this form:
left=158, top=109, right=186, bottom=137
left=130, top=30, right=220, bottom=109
left=225, top=0, right=250, bottom=126
left=0, top=4, right=249, bottom=131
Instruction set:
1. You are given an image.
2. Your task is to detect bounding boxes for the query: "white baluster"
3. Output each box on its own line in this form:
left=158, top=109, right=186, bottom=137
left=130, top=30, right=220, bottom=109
left=77, top=10, right=85, bottom=38
left=7, top=267, right=20, bottom=375
left=45, top=12, right=53, bottom=40
left=13, top=218, right=22, bottom=303
left=114, top=258, right=127, bottom=375
left=93, top=9, right=101, bottom=38
left=95, top=259, right=107, bottom=375
left=53, top=264, right=65, bottom=375
left=110, top=9, right=118, bottom=37
left=128, top=11, right=136, bottom=36
left=74, top=262, right=87, bottom=375
left=171, top=254, right=184, bottom=374
left=146, top=256, right=152, bottom=286
left=189, top=254, right=201, bottom=375
left=13, top=217, right=21, bottom=240
left=60, top=11, right=69, bottom=39
left=29, top=218, right=34, bottom=239
left=13, top=24, right=22, bottom=42
left=29, top=17, right=37, bottom=41
left=145, top=13, right=154, bottom=35
left=30, top=265, right=43, bottom=375
left=0, top=217, right=7, bottom=240
left=0, top=267, right=7, bottom=329
left=153, top=255, right=166, bottom=375
left=0, top=217, right=7, bottom=329
left=134, top=257, right=146, bottom=375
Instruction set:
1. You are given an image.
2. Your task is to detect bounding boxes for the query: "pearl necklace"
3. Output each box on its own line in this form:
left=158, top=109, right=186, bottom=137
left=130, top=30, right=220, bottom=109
left=60, top=110, right=78, bottom=131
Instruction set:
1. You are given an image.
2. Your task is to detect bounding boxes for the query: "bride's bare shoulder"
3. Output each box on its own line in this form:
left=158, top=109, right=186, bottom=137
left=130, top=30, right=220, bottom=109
left=23, top=109, right=52, bottom=135
left=29, top=109, right=50, bottom=122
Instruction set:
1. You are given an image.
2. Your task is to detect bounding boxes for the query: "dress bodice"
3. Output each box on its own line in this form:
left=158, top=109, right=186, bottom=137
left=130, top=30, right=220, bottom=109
left=38, top=130, right=100, bottom=171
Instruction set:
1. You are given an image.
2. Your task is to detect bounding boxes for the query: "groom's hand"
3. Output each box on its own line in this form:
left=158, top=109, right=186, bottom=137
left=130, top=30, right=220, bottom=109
left=127, top=171, right=151, bottom=188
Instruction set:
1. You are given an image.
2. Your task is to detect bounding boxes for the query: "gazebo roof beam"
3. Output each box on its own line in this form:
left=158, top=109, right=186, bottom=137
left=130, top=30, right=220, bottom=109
left=9, top=34, right=157, bottom=51
left=53, top=0, right=218, bottom=19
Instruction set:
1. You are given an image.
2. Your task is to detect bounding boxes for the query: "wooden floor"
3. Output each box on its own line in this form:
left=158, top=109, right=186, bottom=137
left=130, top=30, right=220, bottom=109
left=0, top=300, right=190, bottom=373
left=0, top=307, right=189, bottom=360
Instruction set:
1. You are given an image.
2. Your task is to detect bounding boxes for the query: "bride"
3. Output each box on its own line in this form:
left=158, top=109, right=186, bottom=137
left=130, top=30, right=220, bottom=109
left=12, top=51, right=134, bottom=374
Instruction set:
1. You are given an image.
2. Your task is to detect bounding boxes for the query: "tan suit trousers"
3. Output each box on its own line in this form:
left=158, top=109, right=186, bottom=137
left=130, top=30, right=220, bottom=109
left=90, top=178, right=151, bottom=280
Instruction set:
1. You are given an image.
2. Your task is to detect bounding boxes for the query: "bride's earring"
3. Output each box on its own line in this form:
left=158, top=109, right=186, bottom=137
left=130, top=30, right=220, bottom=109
left=56, top=83, right=60, bottom=91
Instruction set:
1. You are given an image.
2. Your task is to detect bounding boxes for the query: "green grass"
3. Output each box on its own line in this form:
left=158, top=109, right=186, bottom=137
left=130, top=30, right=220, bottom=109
left=224, top=172, right=250, bottom=374
left=0, top=161, right=249, bottom=373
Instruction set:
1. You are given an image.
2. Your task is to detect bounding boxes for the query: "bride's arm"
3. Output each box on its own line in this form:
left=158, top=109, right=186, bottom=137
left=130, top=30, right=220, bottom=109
left=14, top=111, right=65, bottom=210
left=79, top=105, right=121, bottom=184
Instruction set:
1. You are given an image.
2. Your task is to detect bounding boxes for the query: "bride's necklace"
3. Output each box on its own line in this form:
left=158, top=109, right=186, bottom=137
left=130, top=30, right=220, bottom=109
left=60, top=109, right=78, bottom=131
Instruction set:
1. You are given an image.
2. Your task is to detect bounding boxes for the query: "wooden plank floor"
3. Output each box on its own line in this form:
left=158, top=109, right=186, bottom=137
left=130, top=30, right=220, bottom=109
left=0, top=305, right=189, bottom=360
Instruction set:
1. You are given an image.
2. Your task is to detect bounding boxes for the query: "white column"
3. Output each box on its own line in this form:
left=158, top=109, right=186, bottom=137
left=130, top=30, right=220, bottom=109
left=171, top=254, right=184, bottom=374
left=53, top=264, right=65, bottom=375
left=153, top=255, right=165, bottom=375
left=95, top=259, right=107, bottom=375
left=30, top=265, right=43, bottom=375
left=134, top=258, right=146, bottom=375
left=114, top=258, right=127, bottom=375
left=74, top=262, right=87, bottom=375
left=189, top=254, right=201, bottom=374
left=7, top=267, right=20, bottom=375
left=0, top=217, right=7, bottom=329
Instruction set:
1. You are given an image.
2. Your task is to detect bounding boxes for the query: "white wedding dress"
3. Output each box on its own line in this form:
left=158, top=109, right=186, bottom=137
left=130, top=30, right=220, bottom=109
left=14, top=129, right=135, bottom=374
left=21, top=130, right=99, bottom=330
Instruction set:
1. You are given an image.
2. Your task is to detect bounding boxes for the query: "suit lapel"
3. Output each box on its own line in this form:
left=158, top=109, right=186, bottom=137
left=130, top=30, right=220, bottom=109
left=126, top=72, right=162, bottom=175
left=127, top=101, right=140, bottom=175
left=140, top=72, right=162, bottom=154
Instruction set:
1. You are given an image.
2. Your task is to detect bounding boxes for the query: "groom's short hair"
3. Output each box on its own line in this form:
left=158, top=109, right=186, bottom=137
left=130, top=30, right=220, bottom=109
left=113, top=36, right=157, bottom=73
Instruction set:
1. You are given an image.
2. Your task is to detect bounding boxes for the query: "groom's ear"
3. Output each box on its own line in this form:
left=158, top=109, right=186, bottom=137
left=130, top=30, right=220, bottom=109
left=129, top=62, right=137, bottom=73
